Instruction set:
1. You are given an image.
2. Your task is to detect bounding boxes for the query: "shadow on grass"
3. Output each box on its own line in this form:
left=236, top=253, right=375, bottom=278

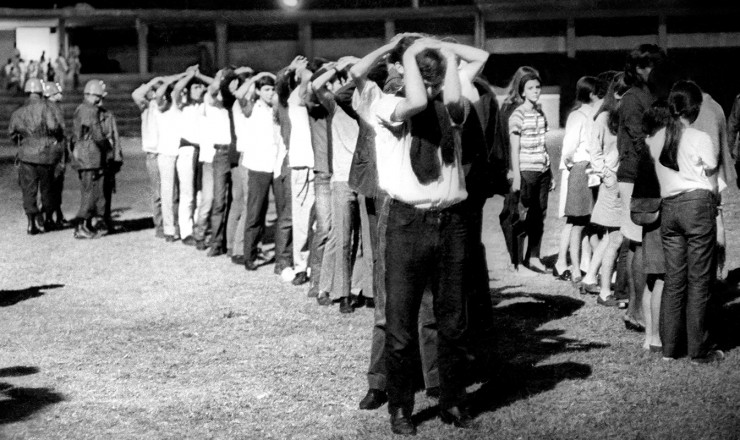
left=0, top=366, right=39, bottom=377
left=0, top=381, right=65, bottom=424
left=109, top=216, right=155, bottom=235
left=413, top=290, right=603, bottom=424
left=711, top=268, right=740, bottom=351
left=0, top=284, right=64, bottom=307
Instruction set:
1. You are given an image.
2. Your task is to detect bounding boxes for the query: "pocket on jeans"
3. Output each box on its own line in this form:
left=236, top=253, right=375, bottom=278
left=388, top=205, right=418, bottom=228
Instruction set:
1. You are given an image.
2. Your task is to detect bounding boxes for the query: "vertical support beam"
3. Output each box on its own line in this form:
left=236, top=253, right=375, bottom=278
left=411, top=0, right=419, bottom=8
left=566, top=17, right=576, bottom=58
left=658, top=14, right=668, bottom=50
left=384, top=19, right=395, bottom=42
left=136, top=18, right=149, bottom=75
left=474, top=12, right=486, bottom=49
left=57, top=18, right=67, bottom=59
left=298, top=21, right=313, bottom=59
left=215, top=21, right=228, bottom=68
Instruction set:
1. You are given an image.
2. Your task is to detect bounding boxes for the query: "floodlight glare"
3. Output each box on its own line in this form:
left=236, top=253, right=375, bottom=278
left=280, top=0, right=299, bottom=8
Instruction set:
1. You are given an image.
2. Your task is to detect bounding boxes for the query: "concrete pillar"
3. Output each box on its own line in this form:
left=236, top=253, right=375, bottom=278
left=298, top=21, right=313, bottom=59
left=215, top=21, right=228, bottom=68
left=566, top=18, right=576, bottom=58
left=57, top=18, right=67, bottom=58
left=136, top=19, right=149, bottom=74
left=474, top=12, right=486, bottom=49
left=384, top=19, right=395, bottom=42
left=658, top=14, right=668, bottom=50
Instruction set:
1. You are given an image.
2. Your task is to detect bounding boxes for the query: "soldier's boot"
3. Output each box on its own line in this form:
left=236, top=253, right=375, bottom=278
left=27, top=214, right=41, bottom=235
left=34, top=213, right=46, bottom=233
left=54, top=209, right=70, bottom=229
left=43, top=212, right=56, bottom=232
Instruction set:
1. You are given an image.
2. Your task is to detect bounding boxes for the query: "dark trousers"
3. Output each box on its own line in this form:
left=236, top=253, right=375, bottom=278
left=18, top=161, right=53, bottom=216
left=367, top=196, right=439, bottom=392
left=466, top=196, right=495, bottom=370
left=51, top=164, right=66, bottom=215
left=243, top=169, right=273, bottom=261
left=273, top=171, right=293, bottom=272
left=208, top=149, right=231, bottom=251
left=77, top=169, right=105, bottom=220
left=520, top=169, right=551, bottom=261
left=660, top=190, right=717, bottom=359
left=103, top=167, right=116, bottom=223
left=499, top=191, right=521, bottom=265
left=385, top=199, right=468, bottom=412
left=309, top=172, right=333, bottom=291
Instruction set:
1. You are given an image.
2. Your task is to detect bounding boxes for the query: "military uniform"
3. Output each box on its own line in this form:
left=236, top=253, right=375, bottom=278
left=72, top=101, right=109, bottom=230
left=99, top=106, right=122, bottom=229
left=8, top=93, right=65, bottom=233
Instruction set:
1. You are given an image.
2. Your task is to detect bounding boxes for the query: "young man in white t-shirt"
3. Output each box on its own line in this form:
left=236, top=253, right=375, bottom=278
left=349, top=36, right=477, bottom=436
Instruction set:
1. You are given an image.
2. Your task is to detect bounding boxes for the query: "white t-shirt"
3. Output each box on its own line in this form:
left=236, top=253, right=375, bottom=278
left=287, top=87, right=314, bottom=169
left=141, top=100, right=159, bottom=153
left=235, top=99, right=279, bottom=173
left=157, top=107, right=181, bottom=156
left=647, top=126, right=718, bottom=198
left=179, top=103, right=205, bottom=146
left=356, top=81, right=467, bottom=209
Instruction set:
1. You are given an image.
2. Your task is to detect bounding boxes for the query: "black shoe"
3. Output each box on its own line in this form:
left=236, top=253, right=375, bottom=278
left=307, top=285, right=319, bottom=298
left=623, top=315, right=646, bottom=333
left=439, top=406, right=474, bottom=429
left=195, top=240, right=208, bottom=250
left=555, top=268, right=572, bottom=282
left=73, top=222, right=96, bottom=239
left=164, top=235, right=176, bottom=243
left=359, top=389, right=388, bottom=410
left=182, top=236, right=196, bottom=246
left=27, top=214, right=41, bottom=235
left=597, top=295, right=619, bottom=307
left=350, top=294, right=366, bottom=309
left=690, top=350, right=725, bottom=364
left=43, top=218, right=57, bottom=232
left=365, top=297, right=375, bottom=308
left=207, top=247, right=225, bottom=257
left=389, top=407, right=416, bottom=436
left=316, top=291, right=332, bottom=306
left=244, top=259, right=259, bottom=271
left=339, top=297, right=354, bottom=314
left=231, top=255, right=246, bottom=265
left=292, top=271, right=309, bottom=286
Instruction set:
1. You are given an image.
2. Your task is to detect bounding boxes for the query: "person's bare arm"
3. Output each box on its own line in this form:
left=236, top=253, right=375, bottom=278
left=391, top=38, right=437, bottom=122
left=440, top=46, right=464, bottom=124
left=171, top=68, right=196, bottom=109
left=131, top=76, right=162, bottom=109
left=349, top=42, right=396, bottom=92
left=440, top=41, right=490, bottom=84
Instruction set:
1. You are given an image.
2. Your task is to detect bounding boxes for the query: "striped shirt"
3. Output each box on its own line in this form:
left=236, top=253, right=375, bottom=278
left=509, top=104, right=549, bottom=172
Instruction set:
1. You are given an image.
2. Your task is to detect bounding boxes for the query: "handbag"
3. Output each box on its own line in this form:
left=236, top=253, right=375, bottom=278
left=630, top=147, right=661, bottom=226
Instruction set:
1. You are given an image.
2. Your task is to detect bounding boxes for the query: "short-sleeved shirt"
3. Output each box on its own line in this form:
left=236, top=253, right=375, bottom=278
left=362, top=81, right=467, bottom=209
left=509, top=104, right=549, bottom=173
left=235, top=99, right=279, bottom=174
left=141, top=100, right=159, bottom=153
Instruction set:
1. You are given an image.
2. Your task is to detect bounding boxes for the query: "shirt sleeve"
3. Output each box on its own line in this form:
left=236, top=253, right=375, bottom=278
left=508, top=108, right=522, bottom=135
left=374, top=94, right=405, bottom=129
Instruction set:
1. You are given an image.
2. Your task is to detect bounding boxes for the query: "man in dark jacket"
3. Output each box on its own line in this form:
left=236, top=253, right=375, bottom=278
left=8, top=77, right=65, bottom=234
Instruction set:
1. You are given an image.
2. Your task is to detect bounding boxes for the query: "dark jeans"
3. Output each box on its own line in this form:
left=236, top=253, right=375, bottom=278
left=499, top=191, right=521, bottom=265
left=52, top=164, right=66, bottom=215
left=520, top=169, right=551, bottom=261
left=309, top=172, right=333, bottom=291
left=660, top=189, right=717, bottom=359
left=208, top=149, right=231, bottom=251
left=273, top=171, right=293, bottom=272
left=77, top=169, right=105, bottom=220
left=243, top=169, right=273, bottom=261
left=103, top=167, right=117, bottom=223
left=145, top=152, right=162, bottom=233
left=385, top=199, right=469, bottom=412
left=367, top=195, right=439, bottom=392
left=18, top=161, right=53, bottom=216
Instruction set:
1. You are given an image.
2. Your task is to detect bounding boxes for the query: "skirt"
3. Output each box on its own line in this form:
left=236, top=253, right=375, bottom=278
left=591, top=179, right=622, bottom=228
left=643, top=221, right=665, bottom=275
left=557, top=169, right=569, bottom=218
left=564, top=161, right=593, bottom=217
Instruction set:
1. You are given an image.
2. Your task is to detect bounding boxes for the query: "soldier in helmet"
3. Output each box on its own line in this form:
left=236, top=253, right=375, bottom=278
left=71, top=79, right=116, bottom=238
left=8, top=77, right=66, bottom=234
left=43, top=81, right=70, bottom=228
left=93, top=80, right=122, bottom=233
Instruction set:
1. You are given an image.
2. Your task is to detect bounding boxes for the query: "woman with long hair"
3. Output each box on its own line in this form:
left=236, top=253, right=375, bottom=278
left=647, top=80, right=723, bottom=363
left=581, top=73, right=631, bottom=304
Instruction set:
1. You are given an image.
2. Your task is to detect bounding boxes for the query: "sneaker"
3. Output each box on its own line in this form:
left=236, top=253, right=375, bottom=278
left=280, top=267, right=295, bottom=282
left=690, top=350, right=725, bottom=364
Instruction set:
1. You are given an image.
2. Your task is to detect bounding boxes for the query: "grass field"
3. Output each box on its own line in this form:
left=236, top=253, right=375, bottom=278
left=1, top=137, right=739, bottom=439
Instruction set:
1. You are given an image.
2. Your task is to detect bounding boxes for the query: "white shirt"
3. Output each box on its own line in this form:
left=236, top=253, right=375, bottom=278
left=179, top=103, right=204, bottom=146
left=287, top=87, right=314, bottom=169
left=157, top=107, right=181, bottom=156
left=562, top=103, right=596, bottom=168
left=235, top=99, right=279, bottom=173
left=647, top=126, right=718, bottom=198
left=357, top=81, right=467, bottom=209
left=141, top=100, right=159, bottom=153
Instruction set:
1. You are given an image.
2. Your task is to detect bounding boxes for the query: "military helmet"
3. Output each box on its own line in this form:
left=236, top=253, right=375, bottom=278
left=24, top=78, right=44, bottom=94
left=43, top=81, right=62, bottom=98
left=84, top=79, right=107, bottom=97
